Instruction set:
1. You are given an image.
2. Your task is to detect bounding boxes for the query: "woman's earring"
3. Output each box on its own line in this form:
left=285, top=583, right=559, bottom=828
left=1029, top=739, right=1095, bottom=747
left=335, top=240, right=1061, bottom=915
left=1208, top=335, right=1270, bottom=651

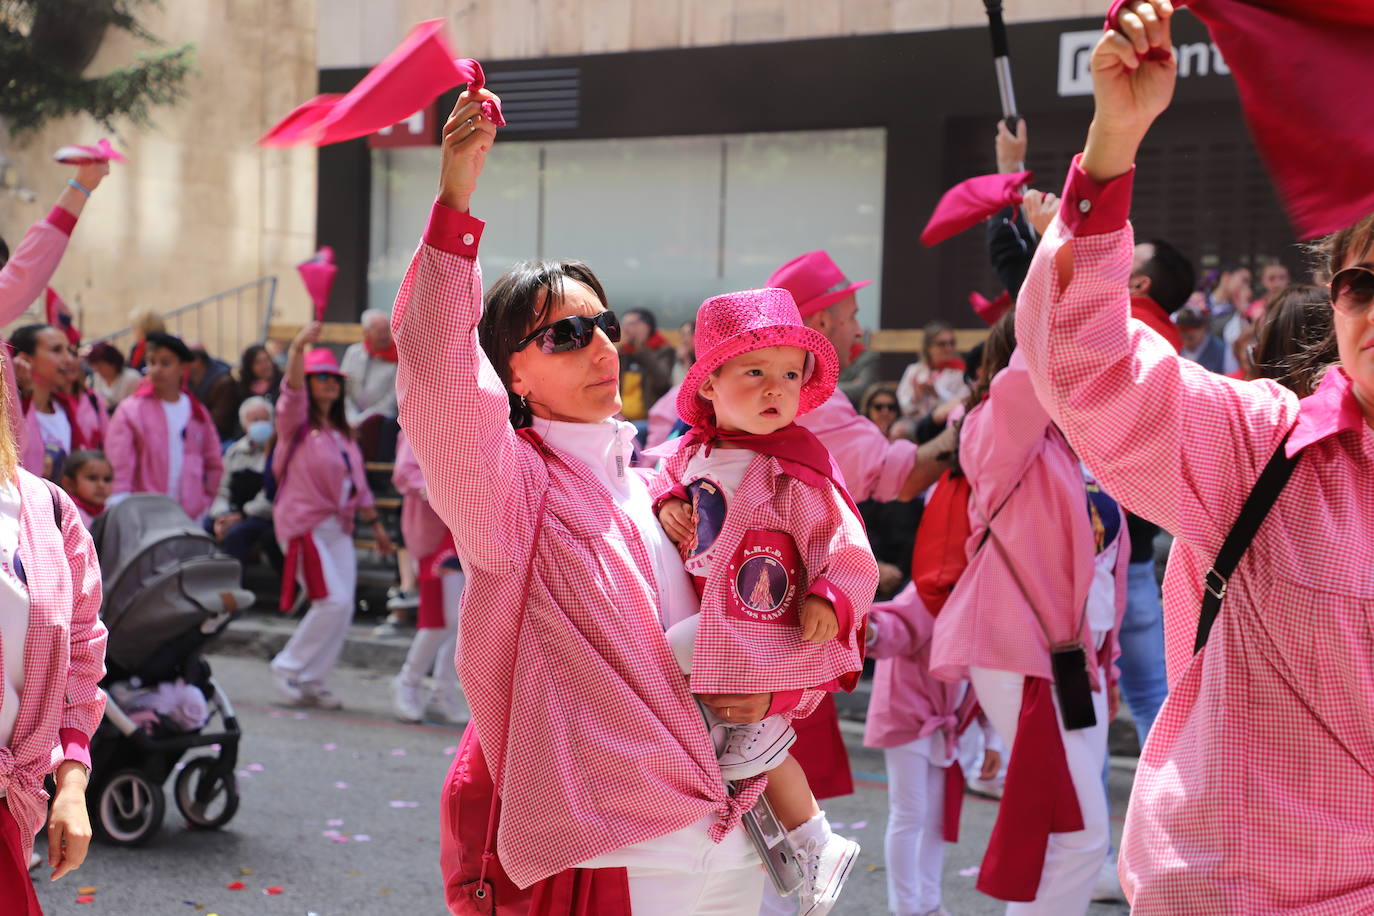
left=519, top=394, right=529, bottom=411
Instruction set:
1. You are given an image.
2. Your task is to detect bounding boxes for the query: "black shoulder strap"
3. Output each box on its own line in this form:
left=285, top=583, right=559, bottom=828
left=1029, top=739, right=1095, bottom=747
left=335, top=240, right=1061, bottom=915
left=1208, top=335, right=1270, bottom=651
left=1195, top=432, right=1300, bottom=653
left=44, top=479, right=63, bottom=529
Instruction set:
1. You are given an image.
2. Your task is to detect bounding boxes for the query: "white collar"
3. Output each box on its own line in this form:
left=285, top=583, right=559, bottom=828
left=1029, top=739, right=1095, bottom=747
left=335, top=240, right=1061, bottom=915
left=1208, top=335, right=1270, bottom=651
left=532, top=416, right=639, bottom=492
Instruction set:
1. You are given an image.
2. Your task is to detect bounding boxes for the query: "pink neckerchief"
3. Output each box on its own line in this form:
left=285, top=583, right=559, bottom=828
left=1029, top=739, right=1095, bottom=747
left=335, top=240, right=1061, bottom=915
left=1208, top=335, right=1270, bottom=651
left=1287, top=367, right=1369, bottom=457
left=678, top=422, right=865, bottom=526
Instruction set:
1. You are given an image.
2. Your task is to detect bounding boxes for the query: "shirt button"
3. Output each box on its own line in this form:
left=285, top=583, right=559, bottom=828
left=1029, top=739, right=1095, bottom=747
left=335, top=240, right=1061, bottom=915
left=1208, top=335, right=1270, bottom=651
left=1078, top=199, right=1092, bottom=214
left=462, top=232, right=475, bottom=246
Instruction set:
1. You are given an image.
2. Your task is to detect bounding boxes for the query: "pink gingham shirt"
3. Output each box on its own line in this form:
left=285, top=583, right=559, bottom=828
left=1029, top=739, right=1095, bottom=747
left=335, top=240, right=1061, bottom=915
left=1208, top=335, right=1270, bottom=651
left=1019, top=155, right=1374, bottom=914
left=651, top=442, right=876, bottom=694
left=393, top=201, right=760, bottom=889
left=798, top=389, right=917, bottom=502
left=0, top=471, right=105, bottom=861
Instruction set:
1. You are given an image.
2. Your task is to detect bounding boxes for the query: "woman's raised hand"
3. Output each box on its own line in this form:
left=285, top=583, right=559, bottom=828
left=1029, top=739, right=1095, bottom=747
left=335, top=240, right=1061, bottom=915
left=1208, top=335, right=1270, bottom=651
left=292, top=321, right=323, bottom=352
left=1082, top=0, right=1178, bottom=182
left=438, top=88, right=501, bottom=213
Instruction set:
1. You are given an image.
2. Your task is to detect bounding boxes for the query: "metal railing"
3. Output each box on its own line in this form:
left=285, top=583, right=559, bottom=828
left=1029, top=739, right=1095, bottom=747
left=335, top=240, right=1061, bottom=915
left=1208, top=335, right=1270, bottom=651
left=91, top=276, right=278, bottom=357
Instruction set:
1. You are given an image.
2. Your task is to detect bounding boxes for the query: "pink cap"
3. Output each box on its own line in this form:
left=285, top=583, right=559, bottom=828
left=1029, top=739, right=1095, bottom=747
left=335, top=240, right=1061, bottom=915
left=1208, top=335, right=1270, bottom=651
left=677, top=288, right=838, bottom=429
left=766, top=251, right=871, bottom=319
left=304, top=348, right=344, bottom=377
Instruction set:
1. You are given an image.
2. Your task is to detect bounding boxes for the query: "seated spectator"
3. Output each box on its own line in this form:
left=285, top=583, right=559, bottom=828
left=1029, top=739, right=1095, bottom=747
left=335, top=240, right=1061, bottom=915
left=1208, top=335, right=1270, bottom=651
left=340, top=308, right=399, bottom=460
left=9, top=323, right=85, bottom=480
left=896, top=321, right=969, bottom=418
left=1174, top=306, right=1227, bottom=373
left=1251, top=261, right=1291, bottom=317
left=59, top=449, right=113, bottom=528
left=669, top=319, right=695, bottom=386
left=209, top=396, right=281, bottom=580
left=617, top=307, right=675, bottom=438
left=126, top=308, right=166, bottom=371
left=860, top=383, right=901, bottom=438
left=186, top=340, right=239, bottom=441
left=644, top=320, right=697, bottom=452
left=106, top=332, right=224, bottom=520
left=236, top=343, right=282, bottom=405
left=86, top=341, right=143, bottom=409
left=1205, top=265, right=1253, bottom=374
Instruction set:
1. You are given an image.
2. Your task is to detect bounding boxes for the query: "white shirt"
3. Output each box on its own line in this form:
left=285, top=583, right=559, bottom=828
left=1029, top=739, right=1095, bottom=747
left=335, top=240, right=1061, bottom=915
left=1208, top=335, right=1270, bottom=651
left=679, top=448, right=756, bottom=579
left=34, top=405, right=72, bottom=480
left=1081, top=463, right=1123, bottom=640
left=162, top=394, right=192, bottom=499
left=532, top=417, right=755, bottom=871
left=0, top=480, right=30, bottom=769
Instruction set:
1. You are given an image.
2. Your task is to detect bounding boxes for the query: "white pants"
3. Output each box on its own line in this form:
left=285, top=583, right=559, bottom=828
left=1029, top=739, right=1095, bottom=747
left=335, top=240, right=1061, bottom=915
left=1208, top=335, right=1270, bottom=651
left=969, top=665, right=1109, bottom=916
left=271, top=517, right=357, bottom=686
left=399, top=571, right=463, bottom=688
left=627, top=862, right=764, bottom=915
left=883, top=740, right=947, bottom=915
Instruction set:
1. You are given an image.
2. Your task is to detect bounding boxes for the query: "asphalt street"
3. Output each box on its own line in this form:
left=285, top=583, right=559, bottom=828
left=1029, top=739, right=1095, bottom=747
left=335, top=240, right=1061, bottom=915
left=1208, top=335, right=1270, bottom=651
left=33, top=653, right=1133, bottom=916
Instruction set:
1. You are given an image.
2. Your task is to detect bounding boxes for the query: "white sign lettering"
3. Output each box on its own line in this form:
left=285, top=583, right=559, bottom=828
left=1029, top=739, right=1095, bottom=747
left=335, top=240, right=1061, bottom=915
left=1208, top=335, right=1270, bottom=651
left=1058, top=29, right=1228, bottom=97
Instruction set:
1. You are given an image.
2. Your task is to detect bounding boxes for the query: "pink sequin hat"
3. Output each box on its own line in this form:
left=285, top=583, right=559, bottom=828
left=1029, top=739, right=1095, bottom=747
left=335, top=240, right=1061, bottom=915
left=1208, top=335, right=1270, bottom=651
left=303, top=347, right=345, bottom=377
left=767, top=250, right=871, bottom=318
left=677, top=287, right=838, bottom=429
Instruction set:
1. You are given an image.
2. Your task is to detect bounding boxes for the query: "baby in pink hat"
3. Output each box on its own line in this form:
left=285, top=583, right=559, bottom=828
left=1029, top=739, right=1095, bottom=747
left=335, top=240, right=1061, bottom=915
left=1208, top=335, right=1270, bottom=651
left=651, top=287, right=878, bottom=914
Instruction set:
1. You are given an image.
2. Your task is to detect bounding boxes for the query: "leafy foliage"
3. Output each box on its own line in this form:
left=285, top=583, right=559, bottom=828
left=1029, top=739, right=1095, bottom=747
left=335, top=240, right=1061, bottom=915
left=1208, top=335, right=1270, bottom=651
left=0, top=0, right=193, bottom=135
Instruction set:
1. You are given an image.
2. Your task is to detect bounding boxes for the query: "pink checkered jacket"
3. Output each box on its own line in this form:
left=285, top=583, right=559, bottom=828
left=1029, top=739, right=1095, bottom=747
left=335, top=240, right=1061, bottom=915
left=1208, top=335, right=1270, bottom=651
left=0, top=470, right=106, bottom=860
left=798, top=389, right=916, bottom=501
left=393, top=201, right=760, bottom=889
left=650, top=443, right=875, bottom=694
left=1020, top=156, right=1374, bottom=914
left=106, top=381, right=224, bottom=519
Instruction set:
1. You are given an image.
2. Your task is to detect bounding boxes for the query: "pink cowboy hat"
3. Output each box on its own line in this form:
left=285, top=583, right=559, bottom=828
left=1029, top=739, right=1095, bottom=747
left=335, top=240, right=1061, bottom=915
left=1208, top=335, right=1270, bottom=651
left=304, top=348, right=345, bottom=377
left=677, top=288, right=839, bottom=429
left=767, top=250, right=872, bottom=318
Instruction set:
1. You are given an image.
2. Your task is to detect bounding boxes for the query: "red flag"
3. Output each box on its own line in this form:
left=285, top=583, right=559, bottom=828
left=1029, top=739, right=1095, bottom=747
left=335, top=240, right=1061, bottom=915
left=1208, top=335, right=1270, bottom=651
left=45, top=287, right=80, bottom=345
left=969, top=289, right=1013, bottom=325
left=297, top=248, right=337, bottom=322
left=921, top=171, right=1033, bottom=246
left=1107, top=0, right=1374, bottom=239
left=260, top=19, right=504, bottom=148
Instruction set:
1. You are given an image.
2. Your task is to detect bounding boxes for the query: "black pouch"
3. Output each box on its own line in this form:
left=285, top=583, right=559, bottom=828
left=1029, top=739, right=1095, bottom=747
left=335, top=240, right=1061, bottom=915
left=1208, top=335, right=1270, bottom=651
left=1049, top=642, right=1097, bottom=731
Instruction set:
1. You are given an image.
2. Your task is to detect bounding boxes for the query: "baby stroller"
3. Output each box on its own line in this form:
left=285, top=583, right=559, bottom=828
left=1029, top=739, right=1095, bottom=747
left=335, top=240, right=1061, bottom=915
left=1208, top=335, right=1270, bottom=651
left=85, top=494, right=256, bottom=845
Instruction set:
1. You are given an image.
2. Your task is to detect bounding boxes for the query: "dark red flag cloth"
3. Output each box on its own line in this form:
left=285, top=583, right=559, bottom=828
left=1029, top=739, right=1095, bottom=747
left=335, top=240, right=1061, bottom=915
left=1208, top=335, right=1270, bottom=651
left=975, top=677, right=1085, bottom=902
left=44, top=287, right=80, bottom=344
left=921, top=171, right=1033, bottom=247
left=261, top=19, right=505, bottom=148
left=1106, top=0, right=1374, bottom=239
left=969, top=289, right=1013, bottom=325
left=297, top=247, right=338, bottom=322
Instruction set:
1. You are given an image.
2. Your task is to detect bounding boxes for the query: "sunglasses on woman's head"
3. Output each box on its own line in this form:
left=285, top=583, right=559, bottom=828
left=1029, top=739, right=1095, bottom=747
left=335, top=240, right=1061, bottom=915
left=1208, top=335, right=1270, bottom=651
left=1330, top=265, right=1374, bottom=317
left=514, top=311, right=621, bottom=354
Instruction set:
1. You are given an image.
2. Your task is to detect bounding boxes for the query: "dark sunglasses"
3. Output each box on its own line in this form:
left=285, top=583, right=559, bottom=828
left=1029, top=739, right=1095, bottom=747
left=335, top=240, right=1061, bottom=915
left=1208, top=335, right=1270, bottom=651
left=1330, top=266, right=1374, bottom=317
left=870, top=401, right=898, bottom=412
left=514, top=311, right=621, bottom=354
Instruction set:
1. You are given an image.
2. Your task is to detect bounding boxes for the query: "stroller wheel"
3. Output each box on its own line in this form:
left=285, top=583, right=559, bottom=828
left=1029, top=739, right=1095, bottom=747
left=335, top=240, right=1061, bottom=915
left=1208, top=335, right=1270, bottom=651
left=173, top=757, right=240, bottom=830
left=92, top=769, right=166, bottom=846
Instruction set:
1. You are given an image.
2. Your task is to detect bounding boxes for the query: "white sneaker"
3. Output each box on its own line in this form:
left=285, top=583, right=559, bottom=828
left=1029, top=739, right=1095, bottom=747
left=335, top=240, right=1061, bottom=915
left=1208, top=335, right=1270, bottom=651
left=29, top=850, right=42, bottom=871
left=716, top=715, right=796, bottom=781
left=272, top=668, right=304, bottom=704
left=392, top=675, right=424, bottom=723
left=966, top=775, right=1004, bottom=800
left=1092, top=857, right=1126, bottom=903
left=428, top=682, right=466, bottom=724
left=795, top=827, right=860, bottom=915
left=386, top=590, right=420, bottom=612
left=300, top=682, right=343, bottom=710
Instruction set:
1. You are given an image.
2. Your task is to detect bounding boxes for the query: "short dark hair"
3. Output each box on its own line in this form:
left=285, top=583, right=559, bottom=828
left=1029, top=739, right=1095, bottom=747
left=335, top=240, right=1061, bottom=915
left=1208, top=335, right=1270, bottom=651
left=86, top=341, right=126, bottom=371
left=61, top=449, right=112, bottom=481
left=9, top=323, right=53, bottom=356
left=479, top=260, right=610, bottom=428
left=623, top=307, right=657, bottom=335
left=144, top=332, right=193, bottom=363
left=1138, top=239, right=1196, bottom=314
left=964, top=310, right=1017, bottom=413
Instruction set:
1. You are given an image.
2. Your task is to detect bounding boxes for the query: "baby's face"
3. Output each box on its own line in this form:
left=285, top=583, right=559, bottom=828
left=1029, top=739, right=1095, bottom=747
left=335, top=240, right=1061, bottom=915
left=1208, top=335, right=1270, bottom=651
left=699, top=345, right=807, bottom=435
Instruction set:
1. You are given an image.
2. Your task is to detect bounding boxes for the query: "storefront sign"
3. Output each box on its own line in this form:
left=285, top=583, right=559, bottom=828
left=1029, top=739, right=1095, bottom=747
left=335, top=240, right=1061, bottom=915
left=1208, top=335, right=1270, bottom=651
left=1058, top=29, right=1229, bottom=97
left=368, top=102, right=438, bottom=147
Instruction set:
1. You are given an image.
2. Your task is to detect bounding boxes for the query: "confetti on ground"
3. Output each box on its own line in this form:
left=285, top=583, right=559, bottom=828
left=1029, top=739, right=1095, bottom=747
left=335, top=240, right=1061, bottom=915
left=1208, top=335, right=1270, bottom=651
left=850, top=820, right=868, bottom=830
left=269, top=710, right=284, bottom=718
left=332, top=836, right=350, bottom=843
left=238, top=868, right=254, bottom=875
left=209, top=743, right=221, bottom=752
left=327, top=818, right=345, bottom=826
left=322, top=742, right=338, bottom=751
left=226, top=881, right=246, bottom=890
left=866, top=864, right=880, bottom=872
left=264, top=885, right=284, bottom=895
left=236, top=770, right=252, bottom=779
left=293, top=712, right=309, bottom=720
left=388, top=800, right=419, bottom=808
left=959, top=866, right=980, bottom=877
left=76, top=895, right=95, bottom=904
left=323, top=830, right=340, bottom=838
left=390, top=748, right=407, bottom=756
left=378, top=888, right=392, bottom=895
left=830, top=822, right=846, bottom=830
left=334, top=781, right=350, bottom=789
left=78, top=887, right=97, bottom=894
left=354, top=834, right=371, bottom=842
left=443, top=745, right=458, bottom=755
left=246, top=763, right=265, bottom=772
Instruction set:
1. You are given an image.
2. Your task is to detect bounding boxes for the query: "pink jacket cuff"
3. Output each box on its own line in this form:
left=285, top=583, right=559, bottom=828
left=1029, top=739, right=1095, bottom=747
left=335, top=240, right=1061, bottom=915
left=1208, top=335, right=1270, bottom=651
left=424, top=201, right=485, bottom=256
left=766, top=689, right=804, bottom=718
left=47, top=206, right=77, bottom=237
left=1058, top=153, right=1135, bottom=237
left=808, top=576, right=856, bottom=649
left=652, top=483, right=690, bottom=514
left=59, top=727, right=91, bottom=769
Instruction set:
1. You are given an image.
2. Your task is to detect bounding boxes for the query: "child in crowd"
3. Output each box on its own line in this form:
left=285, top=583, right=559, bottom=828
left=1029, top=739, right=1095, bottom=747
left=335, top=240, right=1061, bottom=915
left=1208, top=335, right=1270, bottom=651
left=653, top=288, right=878, bottom=915
left=389, top=430, right=464, bottom=723
left=105, top=331, right=223, bottom=521
left=59, top=449, right=114, bottom=528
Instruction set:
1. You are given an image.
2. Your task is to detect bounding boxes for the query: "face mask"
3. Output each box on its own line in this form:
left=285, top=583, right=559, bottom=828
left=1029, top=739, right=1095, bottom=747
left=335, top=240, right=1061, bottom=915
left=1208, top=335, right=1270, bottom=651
left=247, top=420, right=273, bottom=444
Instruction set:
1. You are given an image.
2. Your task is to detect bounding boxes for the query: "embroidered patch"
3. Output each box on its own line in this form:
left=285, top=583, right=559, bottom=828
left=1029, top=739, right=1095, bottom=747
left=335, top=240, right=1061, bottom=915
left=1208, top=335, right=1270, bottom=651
left=725, top=529, right=802, bottom=626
